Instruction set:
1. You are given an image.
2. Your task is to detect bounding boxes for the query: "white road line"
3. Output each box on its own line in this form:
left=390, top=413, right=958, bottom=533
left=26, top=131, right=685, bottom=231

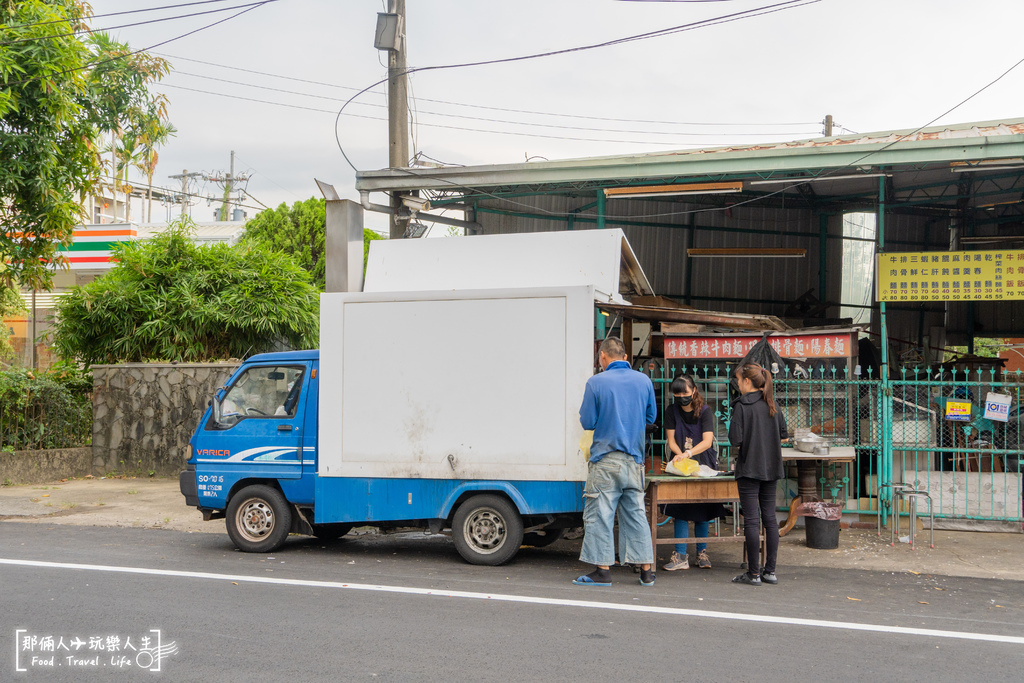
left=2, top=557, right=1021, bottom=645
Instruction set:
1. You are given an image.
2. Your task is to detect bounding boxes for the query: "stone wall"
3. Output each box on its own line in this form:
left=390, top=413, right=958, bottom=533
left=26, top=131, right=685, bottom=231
left=0, top=448, right=93, bottom=485
left=92, top=363, right=239, bottom=476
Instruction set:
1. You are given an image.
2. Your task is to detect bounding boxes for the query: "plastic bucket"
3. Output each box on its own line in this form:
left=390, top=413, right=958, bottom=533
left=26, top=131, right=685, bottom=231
left=805, top=515, right=840, bottom=549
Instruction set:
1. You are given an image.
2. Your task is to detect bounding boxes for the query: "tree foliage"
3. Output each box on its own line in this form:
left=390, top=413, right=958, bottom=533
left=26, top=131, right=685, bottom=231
left=0, top=1, right=170, bottom=288
left=0, top=365, right=92, bottom=451
left=945, top=338, right=1006, bottom=361
left=242, top=197, right=384, bottom=290
left=51, top=218, right=320, bottom=364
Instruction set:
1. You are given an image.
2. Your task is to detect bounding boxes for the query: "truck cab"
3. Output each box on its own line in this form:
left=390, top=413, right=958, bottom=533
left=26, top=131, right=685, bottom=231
left=181, top=351, right=320, bottom=550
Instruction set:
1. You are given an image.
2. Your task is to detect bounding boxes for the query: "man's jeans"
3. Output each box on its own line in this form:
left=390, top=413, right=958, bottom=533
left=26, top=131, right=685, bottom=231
left=579, top=451, right=654, bottom=567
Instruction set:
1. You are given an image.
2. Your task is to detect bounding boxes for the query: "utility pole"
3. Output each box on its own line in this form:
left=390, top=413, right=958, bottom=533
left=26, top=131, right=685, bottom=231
left=220, top=150, right=235, bottom=221
left=206, top=151, right=250, bottom=221
left=168, top=169, right=203, bottom=217
left=387, top=0, right=409, bottom=238
left=824, top=114, right=834, bottom=137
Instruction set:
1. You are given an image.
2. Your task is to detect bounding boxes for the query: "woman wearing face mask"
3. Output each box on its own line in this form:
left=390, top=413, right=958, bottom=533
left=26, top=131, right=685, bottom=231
left=661, top=375, right=726, bottom=571
left=729, top=363, right=788, bottom=586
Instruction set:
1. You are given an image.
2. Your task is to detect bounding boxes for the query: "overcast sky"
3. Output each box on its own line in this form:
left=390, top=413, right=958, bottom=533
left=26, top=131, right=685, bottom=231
left=88, top=0, right=1024, bottom=235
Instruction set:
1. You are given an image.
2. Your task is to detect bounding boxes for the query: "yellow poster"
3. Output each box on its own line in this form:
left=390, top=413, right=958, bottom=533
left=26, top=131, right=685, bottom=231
left=944, top=400, right=972, bottom=422
left=876, top=249, right=1024, bottom=302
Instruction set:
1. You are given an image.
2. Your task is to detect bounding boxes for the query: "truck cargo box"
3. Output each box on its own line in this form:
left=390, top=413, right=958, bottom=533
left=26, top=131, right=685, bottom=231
left=318, top=285, right=594, bottom=482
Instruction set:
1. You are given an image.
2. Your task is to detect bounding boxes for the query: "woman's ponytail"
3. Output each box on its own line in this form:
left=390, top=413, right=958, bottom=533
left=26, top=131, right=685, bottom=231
left=761, top=367, right=777, bottom=417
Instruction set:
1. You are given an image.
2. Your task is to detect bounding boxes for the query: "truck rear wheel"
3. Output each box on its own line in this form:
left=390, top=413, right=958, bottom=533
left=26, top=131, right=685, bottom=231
left=226, top=485, right=292, bottom=553
left=452, top=494, right=523, bottom=566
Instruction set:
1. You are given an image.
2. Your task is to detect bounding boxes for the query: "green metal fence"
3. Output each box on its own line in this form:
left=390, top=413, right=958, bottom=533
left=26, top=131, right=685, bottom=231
left=887, top=367, right=1023, bottom=524
left=647, top=363, right=880, bottom=517
left=645, top=361, right=1024, bottom=525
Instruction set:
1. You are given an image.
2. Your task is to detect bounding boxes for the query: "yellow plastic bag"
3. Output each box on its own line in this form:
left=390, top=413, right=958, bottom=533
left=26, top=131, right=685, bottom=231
left=665, top=457, right=700, bottom=477
left=579, top=430, right=594, bottom=459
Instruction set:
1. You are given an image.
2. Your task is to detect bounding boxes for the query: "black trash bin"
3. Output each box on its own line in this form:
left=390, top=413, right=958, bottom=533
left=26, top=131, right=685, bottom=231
left=805, top=503, right=841, bottom=549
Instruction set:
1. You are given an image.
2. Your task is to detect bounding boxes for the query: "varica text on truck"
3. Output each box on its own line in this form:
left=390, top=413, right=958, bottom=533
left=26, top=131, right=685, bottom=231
left=179, top=228, right=655, bottom=564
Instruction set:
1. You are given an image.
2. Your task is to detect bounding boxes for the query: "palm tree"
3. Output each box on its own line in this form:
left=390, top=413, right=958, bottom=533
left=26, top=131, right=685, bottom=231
left=86, top=34, right=171, bottom=223
left=131, top=106, right=176, bottom=222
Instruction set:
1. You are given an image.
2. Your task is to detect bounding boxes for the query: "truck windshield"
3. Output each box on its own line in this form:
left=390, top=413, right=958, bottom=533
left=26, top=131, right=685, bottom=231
left=216, top=365, right=305, bottom=426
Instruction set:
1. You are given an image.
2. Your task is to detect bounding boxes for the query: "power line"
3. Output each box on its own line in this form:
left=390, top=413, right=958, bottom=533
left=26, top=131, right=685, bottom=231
left=1, top=1, right=279, bottom=90
left=399, top=0, right=820, bottom=79
left=166, top=70, right=818, bottom=138
left=333, top=0, right=821, bottom=173
left=162, top=82, right=804, bottom=147
left=0, top=0, right=239, bottom=31
left=152, top=56, right=816, bottom=127
left=94, top=173, right=268, bottom=214
left=0, top=1, right=273, bottom=48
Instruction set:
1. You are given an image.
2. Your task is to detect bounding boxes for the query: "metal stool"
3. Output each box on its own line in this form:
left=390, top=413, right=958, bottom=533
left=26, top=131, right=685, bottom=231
left=879, top=482, right=934, bottom=549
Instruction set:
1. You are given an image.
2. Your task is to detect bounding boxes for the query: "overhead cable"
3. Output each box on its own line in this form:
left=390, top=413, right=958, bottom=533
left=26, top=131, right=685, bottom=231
left=166, top=70, right=818, bottom=138
left=160, top=83, right=780, bottom=146
left=333, top=0, right=821, bottom=172
left=0, top=1, right=273, bottom=47
left=0, top=0, right=238, bottom=31
left=0, top=1, right=279, bottom=89
left=155, top=52, right=818, bottom=128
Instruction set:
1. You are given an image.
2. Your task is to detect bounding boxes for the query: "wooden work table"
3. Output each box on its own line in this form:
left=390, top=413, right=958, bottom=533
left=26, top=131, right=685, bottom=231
left=645, top=474, right=761, bottom=560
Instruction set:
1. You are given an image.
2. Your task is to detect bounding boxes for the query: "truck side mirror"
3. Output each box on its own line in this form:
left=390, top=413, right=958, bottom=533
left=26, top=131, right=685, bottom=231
left=212, top=394, right=222, bottom=424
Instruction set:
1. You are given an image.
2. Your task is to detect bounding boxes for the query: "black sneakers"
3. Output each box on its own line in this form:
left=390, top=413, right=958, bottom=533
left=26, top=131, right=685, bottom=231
left=639, top=568, right=656, bottom=586
left=731, top=571, right=762, bottom=586
left=760, top=570, right=778, bottom=585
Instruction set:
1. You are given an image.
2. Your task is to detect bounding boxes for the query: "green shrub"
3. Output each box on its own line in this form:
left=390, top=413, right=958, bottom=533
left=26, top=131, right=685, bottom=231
left=0, top=368, right=91, bottom=450
left=51, top=217, right=319, bottom=363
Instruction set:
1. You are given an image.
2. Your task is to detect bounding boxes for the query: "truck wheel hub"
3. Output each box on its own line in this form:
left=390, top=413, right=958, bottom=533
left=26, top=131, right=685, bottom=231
left=465, top=508, right=506, bottom=552
left=239, top=500, right=274, bottom=538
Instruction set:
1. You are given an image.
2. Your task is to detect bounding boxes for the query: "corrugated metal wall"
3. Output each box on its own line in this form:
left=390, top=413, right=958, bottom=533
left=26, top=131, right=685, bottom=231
left=475, top=193, right=1014, bottom=343
left=685, top=201, right=818, bottom=315
left=477, top=195, right=832, bottom=318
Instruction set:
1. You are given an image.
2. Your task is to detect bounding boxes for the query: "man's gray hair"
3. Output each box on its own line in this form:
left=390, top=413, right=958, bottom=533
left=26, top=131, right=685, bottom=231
left=599, top=336, right=626, bottom=359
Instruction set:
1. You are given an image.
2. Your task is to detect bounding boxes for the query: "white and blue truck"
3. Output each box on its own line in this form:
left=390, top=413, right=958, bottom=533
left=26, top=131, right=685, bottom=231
left=179, top=228, right=654, bottom=564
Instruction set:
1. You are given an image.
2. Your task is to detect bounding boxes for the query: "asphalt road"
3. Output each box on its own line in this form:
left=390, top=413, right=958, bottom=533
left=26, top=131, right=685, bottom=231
left=2, top=522, right=1023, bottom=682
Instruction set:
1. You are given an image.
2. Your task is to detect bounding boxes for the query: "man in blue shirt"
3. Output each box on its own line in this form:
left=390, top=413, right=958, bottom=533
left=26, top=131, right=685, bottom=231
left=573, top=336, right=658, bottom=587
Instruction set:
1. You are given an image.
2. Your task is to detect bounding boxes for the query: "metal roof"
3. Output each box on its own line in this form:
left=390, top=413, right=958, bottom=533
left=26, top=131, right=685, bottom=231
left=354, top=118, right=1024, bottom=346
left=356, top=118, right=1024, bottom=193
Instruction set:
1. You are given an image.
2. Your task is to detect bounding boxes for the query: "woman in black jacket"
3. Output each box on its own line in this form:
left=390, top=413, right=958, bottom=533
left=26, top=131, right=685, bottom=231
left=729, top=363, right=788, bottom=586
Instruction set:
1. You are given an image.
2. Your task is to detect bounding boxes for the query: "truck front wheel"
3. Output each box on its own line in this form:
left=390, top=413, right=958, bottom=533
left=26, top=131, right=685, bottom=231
left=452, top=494, right=524, bottom=566
left=226, top=485, right=292, bottom=553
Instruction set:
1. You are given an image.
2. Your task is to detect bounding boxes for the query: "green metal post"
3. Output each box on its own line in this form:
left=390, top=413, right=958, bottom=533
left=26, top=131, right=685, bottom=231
left=878, top=175, right=892, bottom=527
left=595, top=307, right=606, bottom=339
left=684, top=210, right=696, bottom=306
left=596, top=189, right=606, bottom=229
left=818, top=213, right=829, bottom=301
